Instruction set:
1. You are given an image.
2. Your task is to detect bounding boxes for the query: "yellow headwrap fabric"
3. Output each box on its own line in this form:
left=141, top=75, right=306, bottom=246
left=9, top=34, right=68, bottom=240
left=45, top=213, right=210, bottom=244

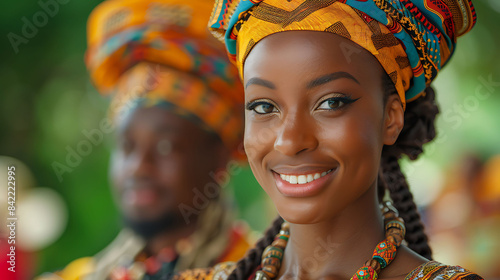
left=86, top=0, right=244, bottom=153
left=209, top=0, right=477, bottom=107
left=234, top=1, right=413, bottom=106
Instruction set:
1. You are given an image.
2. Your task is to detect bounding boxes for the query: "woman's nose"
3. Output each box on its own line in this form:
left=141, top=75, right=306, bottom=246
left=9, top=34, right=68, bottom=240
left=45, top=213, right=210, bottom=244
left=274, top=113, right=319, bottom=156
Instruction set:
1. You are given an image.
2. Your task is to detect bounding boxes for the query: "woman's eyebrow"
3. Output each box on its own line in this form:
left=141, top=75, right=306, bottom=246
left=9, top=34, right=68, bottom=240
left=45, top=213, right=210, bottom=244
left=307, top=71, right=360, bottom=89
left=245, top=77, right=276, bottom=89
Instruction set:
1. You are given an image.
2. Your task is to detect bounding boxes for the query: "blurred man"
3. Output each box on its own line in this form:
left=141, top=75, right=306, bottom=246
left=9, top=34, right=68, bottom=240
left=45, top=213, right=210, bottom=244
left=37, top=0, right=250, bottom=279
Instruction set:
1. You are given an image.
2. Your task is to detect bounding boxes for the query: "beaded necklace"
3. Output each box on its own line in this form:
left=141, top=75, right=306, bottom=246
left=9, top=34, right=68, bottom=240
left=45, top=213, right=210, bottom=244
left=254, top=202, right=406, bottom=280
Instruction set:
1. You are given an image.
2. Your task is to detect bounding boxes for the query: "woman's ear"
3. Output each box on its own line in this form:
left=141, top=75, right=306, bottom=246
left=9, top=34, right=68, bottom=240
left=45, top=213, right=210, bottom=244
left=383, top=95, right=404, bottom=145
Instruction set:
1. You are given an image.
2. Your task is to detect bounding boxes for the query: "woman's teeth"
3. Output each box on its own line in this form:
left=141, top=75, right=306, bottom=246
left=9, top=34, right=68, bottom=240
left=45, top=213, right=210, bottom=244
left=279, top=169, right=333, bottom=184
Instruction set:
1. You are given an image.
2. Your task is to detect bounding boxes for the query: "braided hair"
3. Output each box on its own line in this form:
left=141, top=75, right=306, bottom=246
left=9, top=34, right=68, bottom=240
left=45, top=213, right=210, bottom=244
left=227, top=74, right=438, bottom=279
left=227, top=216, right=284, bottom=280
left=378, top=73, right=438, bottom=259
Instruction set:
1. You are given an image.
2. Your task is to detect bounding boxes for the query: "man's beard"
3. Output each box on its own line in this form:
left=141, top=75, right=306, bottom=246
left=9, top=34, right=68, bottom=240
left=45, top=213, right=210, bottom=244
left=123, top=211, right=185, bottom=239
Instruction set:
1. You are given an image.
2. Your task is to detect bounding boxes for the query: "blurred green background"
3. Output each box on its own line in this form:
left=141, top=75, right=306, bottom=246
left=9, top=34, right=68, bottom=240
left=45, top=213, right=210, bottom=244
left=0, top=0, right=499, bottom=279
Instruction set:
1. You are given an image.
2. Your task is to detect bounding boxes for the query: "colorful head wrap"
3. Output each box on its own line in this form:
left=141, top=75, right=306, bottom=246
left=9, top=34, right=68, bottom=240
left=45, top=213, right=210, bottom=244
left=209, top=0, right=477, bottom=106
left=86, top=0, right=245, bottom=152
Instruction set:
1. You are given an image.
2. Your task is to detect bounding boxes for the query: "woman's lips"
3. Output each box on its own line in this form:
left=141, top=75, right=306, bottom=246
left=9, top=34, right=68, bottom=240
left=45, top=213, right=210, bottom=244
left=272, top=168, right=336, bottom=197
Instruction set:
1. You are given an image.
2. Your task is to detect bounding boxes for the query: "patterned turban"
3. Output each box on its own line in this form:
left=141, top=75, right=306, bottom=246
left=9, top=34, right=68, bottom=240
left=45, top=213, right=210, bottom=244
left=209, top=0, right=477, bottom=107
left=86, top=0, right=244, bottom=153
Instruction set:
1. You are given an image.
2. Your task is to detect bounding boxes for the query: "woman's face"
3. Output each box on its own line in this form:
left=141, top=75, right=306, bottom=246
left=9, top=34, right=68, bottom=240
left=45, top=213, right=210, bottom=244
left=243, top=31, right=400, bottom=224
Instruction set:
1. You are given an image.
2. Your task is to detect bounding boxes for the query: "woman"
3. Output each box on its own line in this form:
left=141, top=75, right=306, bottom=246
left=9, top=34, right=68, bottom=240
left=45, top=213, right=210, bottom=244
left=171, top=0, right=482, bottom=279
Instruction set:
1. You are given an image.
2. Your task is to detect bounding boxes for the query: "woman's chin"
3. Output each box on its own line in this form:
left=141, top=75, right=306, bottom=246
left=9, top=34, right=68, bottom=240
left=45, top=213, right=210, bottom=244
left=280, top=215, right=322, bottom=225
left=275, top=201, right=327, bottom=225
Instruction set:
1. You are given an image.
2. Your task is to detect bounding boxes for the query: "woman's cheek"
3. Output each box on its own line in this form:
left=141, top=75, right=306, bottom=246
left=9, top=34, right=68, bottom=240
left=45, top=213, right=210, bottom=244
left=319, top=113, right=381, bottom=179
left=243, top=128, right=258, bottom=164
left=244, top=120, right=276, bottom=188
left=245, top=117, right=274, bottom=156
left=343, top=120, right=382, bottom=186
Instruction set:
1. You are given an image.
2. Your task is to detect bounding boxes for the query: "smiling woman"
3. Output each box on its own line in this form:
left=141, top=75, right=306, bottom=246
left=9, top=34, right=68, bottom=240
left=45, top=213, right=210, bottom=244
left=238, top=30, right=432, bottom=280
left=166, top=0, right=483, bottom=280
left=243, top=32, right=392, bottom=222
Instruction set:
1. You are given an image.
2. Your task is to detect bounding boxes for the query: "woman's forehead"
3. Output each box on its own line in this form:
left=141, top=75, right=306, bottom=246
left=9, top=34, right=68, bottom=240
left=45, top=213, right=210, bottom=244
left=243, top=31, right=383, bottom=88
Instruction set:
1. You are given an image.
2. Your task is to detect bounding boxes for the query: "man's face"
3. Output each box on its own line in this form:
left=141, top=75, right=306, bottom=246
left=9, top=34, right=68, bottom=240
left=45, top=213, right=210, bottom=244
left=110, top=106, right=227, bottom=233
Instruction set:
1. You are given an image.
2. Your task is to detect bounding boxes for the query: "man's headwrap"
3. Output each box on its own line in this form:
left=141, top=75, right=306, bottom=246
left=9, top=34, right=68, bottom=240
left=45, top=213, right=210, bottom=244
left=209, top=0, right=476, bottom=107
left=86, top=0, right=245, bottom=155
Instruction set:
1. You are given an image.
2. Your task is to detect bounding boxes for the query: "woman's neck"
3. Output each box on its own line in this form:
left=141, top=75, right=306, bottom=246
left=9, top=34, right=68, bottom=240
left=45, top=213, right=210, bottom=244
left=279, top=184, right=385, bottom=280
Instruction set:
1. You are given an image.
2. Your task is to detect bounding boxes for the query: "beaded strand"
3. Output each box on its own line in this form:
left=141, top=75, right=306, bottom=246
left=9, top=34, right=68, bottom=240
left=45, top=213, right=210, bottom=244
left=351, top=202, right=406, bottom=280
left=253, top=202, right=406, bottom=280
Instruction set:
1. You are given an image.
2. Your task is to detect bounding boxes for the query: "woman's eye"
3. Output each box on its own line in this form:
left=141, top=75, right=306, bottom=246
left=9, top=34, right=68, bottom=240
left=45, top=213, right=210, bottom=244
left=318, top=98, right=345, bottom=110
left=317, top=96, right=358, bottom=110
left=255, top=103, right=276, bottom=114
left=246, top=101, right=278, bottom=114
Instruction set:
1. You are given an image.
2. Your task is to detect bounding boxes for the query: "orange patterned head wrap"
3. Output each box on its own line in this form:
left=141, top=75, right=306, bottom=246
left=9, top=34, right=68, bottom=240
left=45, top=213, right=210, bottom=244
left=209, top=0, right=477, bottom=107
left=86, top=0, right=245, bottom=153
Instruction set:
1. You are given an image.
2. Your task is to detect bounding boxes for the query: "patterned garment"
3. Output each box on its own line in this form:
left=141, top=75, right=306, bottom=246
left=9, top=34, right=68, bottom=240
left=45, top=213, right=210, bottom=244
left=86, top=0, right=244, bottom=154
left=405, top=261, right=483, bottom=280
left=35, top=199, right=252, bottom=280
left=171, top=262, right=236, bottom=280
left=209, top=0, right=476, bottom=107
left=170, top=261, right=484, bottom=280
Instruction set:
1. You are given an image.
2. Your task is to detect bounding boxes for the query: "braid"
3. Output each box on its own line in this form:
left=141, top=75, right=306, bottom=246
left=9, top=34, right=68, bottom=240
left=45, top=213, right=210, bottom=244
left=380, top=74, right=439, bottom=260
left=381, top=154, right=433, bottom=259
left=227, top=216, right=284, bottom=280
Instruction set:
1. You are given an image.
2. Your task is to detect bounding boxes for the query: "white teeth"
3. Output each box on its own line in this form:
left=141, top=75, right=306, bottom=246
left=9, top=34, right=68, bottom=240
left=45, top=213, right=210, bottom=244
left=298, top=175, right=307, bottom=184
left=279, top=169, right=333, bottom=185
left=307, top=174, right=314, bottom=183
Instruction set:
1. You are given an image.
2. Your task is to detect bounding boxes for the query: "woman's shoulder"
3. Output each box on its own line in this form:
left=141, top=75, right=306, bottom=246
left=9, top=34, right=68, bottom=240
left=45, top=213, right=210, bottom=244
left=171, top=262, right=236, bottom=280
left=405, top=261, right=483, bottom=280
